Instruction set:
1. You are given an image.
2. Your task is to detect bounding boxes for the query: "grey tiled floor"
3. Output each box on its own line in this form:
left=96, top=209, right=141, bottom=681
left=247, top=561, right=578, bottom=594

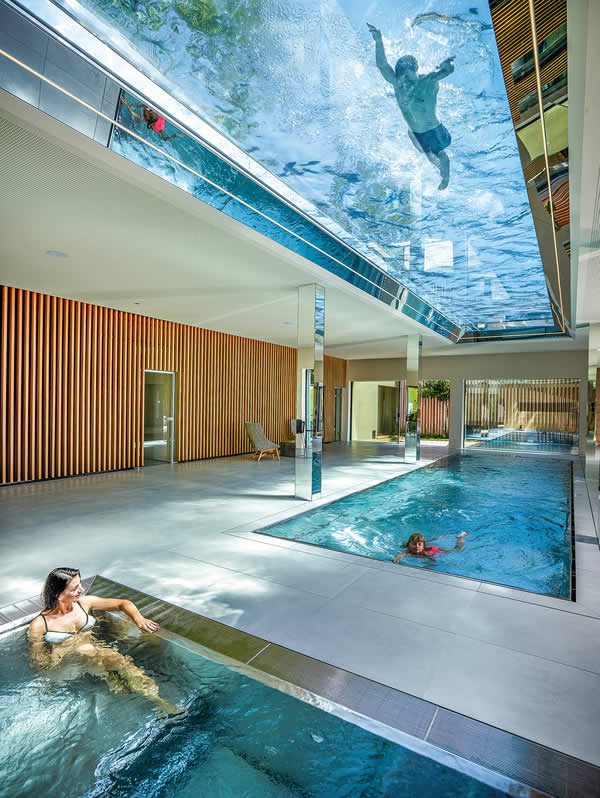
left=2, top=441, right=600, bottom=766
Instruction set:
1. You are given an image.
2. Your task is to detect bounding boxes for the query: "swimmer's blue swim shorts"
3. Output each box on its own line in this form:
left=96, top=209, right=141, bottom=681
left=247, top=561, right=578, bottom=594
left=412, top=123, right=451, bottom=155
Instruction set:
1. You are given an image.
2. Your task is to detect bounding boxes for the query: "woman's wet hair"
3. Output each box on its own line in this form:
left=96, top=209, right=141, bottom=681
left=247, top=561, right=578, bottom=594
left=42, top=567, right=80, bottom=610
left=405, top=533, right=425, bottom=549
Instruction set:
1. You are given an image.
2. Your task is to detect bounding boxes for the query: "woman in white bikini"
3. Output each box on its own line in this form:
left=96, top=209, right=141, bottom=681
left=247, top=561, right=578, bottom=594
left=29, top=567, right=177, bottom=713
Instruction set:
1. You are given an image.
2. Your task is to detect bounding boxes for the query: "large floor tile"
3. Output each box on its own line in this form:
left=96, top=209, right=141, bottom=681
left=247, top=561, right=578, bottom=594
left=174, top=570, right=328, bottom=635
left=256, top=599, right=449, bottom=698
left=99, top=552, right=230, bottom=602
left=461, top=591, right=600, bottom=673
left=425, top=634, right=600, bottom=766
left=333, top=567, right=478, bottom=629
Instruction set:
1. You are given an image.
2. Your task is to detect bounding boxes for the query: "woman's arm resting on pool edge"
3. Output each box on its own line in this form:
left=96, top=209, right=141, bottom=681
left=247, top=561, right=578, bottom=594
left=81, top=595, right=159, bottom=633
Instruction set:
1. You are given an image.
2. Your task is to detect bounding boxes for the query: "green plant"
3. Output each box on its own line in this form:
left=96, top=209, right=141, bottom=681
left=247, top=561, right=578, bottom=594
left=421, top=379, right=451, bottom=403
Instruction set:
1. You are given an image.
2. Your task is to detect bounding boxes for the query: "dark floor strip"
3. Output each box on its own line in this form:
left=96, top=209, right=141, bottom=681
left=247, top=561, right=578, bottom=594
left=575, top=534, right=599, bottom=545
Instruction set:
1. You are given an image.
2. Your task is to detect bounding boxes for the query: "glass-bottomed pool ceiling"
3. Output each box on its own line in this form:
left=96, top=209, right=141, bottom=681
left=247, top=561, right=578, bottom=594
left=50, top=0, right=554, bottom=329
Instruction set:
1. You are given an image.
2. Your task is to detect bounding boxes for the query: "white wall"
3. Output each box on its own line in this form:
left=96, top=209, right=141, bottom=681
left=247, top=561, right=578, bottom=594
left=351, top=380, right=397, bottom=441
left=346, top=350, right=589, bottom=454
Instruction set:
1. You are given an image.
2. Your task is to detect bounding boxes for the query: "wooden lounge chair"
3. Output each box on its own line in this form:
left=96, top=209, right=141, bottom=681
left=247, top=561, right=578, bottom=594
left=245, top=422, right=280, bottom=462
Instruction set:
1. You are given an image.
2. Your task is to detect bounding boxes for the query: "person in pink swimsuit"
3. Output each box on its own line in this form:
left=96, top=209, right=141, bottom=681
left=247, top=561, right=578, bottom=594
left=392, top=531, right=467, bottom=564
left=121, top=97, right=183, bottom=142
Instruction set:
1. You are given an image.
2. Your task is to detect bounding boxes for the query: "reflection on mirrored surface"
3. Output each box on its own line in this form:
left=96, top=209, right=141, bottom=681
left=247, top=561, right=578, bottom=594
left=404, top=336, right=422, bottom=462
left=296, top=285, right=324, bottom=500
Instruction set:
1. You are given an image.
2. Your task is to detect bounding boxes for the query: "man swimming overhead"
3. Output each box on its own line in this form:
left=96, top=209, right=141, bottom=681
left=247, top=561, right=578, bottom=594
left=367, top=23, right=454, bottom=190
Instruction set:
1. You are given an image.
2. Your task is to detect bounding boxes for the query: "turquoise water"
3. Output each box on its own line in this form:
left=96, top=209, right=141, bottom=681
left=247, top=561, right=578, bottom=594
left=0, top=614, right=509, bottom=797
left=50, top=0, right=552, bottom=330
left=468, top=430, right=577, bottom=454
left=261, top=453, right=572, bottom=597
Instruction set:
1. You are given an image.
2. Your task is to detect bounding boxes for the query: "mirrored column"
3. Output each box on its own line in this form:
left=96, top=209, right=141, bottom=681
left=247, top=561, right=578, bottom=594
left=403, top=335, right=422, bottom=462
left=296, top=285, right=325, bottom=500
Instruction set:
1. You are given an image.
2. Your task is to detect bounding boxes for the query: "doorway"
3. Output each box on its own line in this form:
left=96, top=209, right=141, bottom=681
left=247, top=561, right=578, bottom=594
left=334, top=387, right=343, bottom=441
left=144, top=370, right=176, bottom=464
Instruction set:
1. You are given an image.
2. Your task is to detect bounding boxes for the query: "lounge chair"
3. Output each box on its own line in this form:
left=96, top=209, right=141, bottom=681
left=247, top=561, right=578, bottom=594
left=245, top=422, right=280, bottom=462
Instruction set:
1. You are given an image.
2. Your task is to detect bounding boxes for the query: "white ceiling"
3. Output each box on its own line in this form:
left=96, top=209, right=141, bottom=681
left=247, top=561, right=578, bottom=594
left=0, top=87, right=589, bottom=361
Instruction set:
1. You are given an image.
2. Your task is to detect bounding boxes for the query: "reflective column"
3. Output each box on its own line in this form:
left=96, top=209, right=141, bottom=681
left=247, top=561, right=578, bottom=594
left=296, top=284, right=325, bottom=500
left=404, top=335, right=422, bottom=462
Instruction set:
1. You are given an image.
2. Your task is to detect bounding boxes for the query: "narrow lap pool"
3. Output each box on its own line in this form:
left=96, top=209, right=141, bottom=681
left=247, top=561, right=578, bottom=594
left=261, top=452, right=572, bottom=598
left=1, top=613, right=513, bottom=797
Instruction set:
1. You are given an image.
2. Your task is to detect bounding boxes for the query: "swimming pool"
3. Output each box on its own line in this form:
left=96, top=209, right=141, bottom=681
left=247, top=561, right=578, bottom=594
left=260, top=452, right=573, bottom=598
left=0, top=612, right=513, bottom=797
left=468, top=429, right=578, bottom=454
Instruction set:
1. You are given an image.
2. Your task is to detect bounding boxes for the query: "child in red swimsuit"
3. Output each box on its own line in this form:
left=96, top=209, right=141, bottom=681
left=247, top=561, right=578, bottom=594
left=392, top=531, right=467, bottom=564
left=121, top=97, right=183, bottom=142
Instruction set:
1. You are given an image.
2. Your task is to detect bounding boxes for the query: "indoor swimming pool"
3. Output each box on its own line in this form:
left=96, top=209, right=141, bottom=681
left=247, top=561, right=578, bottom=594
left=468, top=429, right=577, bottom=454
left=1, top=612, right=512, bottom=797
left=260, top=452, right=573, bottom=598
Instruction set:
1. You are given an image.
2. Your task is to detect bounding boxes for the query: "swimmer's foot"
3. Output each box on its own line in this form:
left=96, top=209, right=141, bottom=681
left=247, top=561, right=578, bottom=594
left=438, top=173, right=449, bottom=190
left=457, top=531, right=468, bottom=538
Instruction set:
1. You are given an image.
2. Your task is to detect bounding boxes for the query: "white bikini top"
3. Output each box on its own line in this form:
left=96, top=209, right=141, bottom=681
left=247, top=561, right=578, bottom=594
left=38, top=601, right=96, bottom=643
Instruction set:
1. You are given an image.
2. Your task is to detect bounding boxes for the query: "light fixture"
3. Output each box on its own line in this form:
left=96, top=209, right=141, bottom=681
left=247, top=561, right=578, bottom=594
left=47, top=250, right=68, bottom=258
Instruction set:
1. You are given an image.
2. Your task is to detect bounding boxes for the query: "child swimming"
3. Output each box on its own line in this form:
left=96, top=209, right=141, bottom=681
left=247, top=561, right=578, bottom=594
left=121, top=98, right=184, bottom=142
left=392, top=531, right=467, bottom=563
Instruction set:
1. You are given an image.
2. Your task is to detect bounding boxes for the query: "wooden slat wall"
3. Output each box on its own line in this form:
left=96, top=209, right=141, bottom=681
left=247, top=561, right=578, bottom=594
left=464, top=378, right=579, bottom=432
left=421, top=397, right=449, bottom=437
left=323, top=355, right=347, bottom=443
left=0, top=285, right=299, bottom=484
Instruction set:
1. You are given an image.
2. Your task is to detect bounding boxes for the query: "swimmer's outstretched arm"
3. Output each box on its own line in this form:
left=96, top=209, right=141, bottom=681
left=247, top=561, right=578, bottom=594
left=367, top=23, right=396, bottom=84
left=80, top=595, right=159, bottom=633
left=436, top=531, right=468, bottom=553
left=392, top=550, right=408, bottom=564
left=425, top=56, right=455, bottom=82
left=121, top=97, right=143, bottom=121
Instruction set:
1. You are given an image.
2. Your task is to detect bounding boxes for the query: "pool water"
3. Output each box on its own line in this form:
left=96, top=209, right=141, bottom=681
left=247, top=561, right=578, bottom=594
left=0, top=614, right=510, bottom=797
left=261, top=452, right=572, bottom=598
left=52, top=0, right=552, bottom=329
left=468, top=430, right=577, bottom=454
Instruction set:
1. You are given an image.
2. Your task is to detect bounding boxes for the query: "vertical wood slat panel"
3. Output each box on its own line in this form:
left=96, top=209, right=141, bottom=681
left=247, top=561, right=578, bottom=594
left=1, top=286, right=305, bottom=484
left=29, top=292, right=37, bottom=481
left=1, top=287, right=9, bottom=484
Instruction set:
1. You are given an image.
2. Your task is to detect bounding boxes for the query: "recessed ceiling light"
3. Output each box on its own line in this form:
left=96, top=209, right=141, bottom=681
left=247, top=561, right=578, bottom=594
left=134, top=302, right=141, bottom=305
left=47, top=250, right=69, bottom=258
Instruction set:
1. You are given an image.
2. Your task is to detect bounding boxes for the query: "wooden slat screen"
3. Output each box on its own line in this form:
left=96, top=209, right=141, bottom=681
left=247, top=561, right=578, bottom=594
left=1, top=285, right=338, bottom=484
left=464, top=378, right=579, bottom=433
